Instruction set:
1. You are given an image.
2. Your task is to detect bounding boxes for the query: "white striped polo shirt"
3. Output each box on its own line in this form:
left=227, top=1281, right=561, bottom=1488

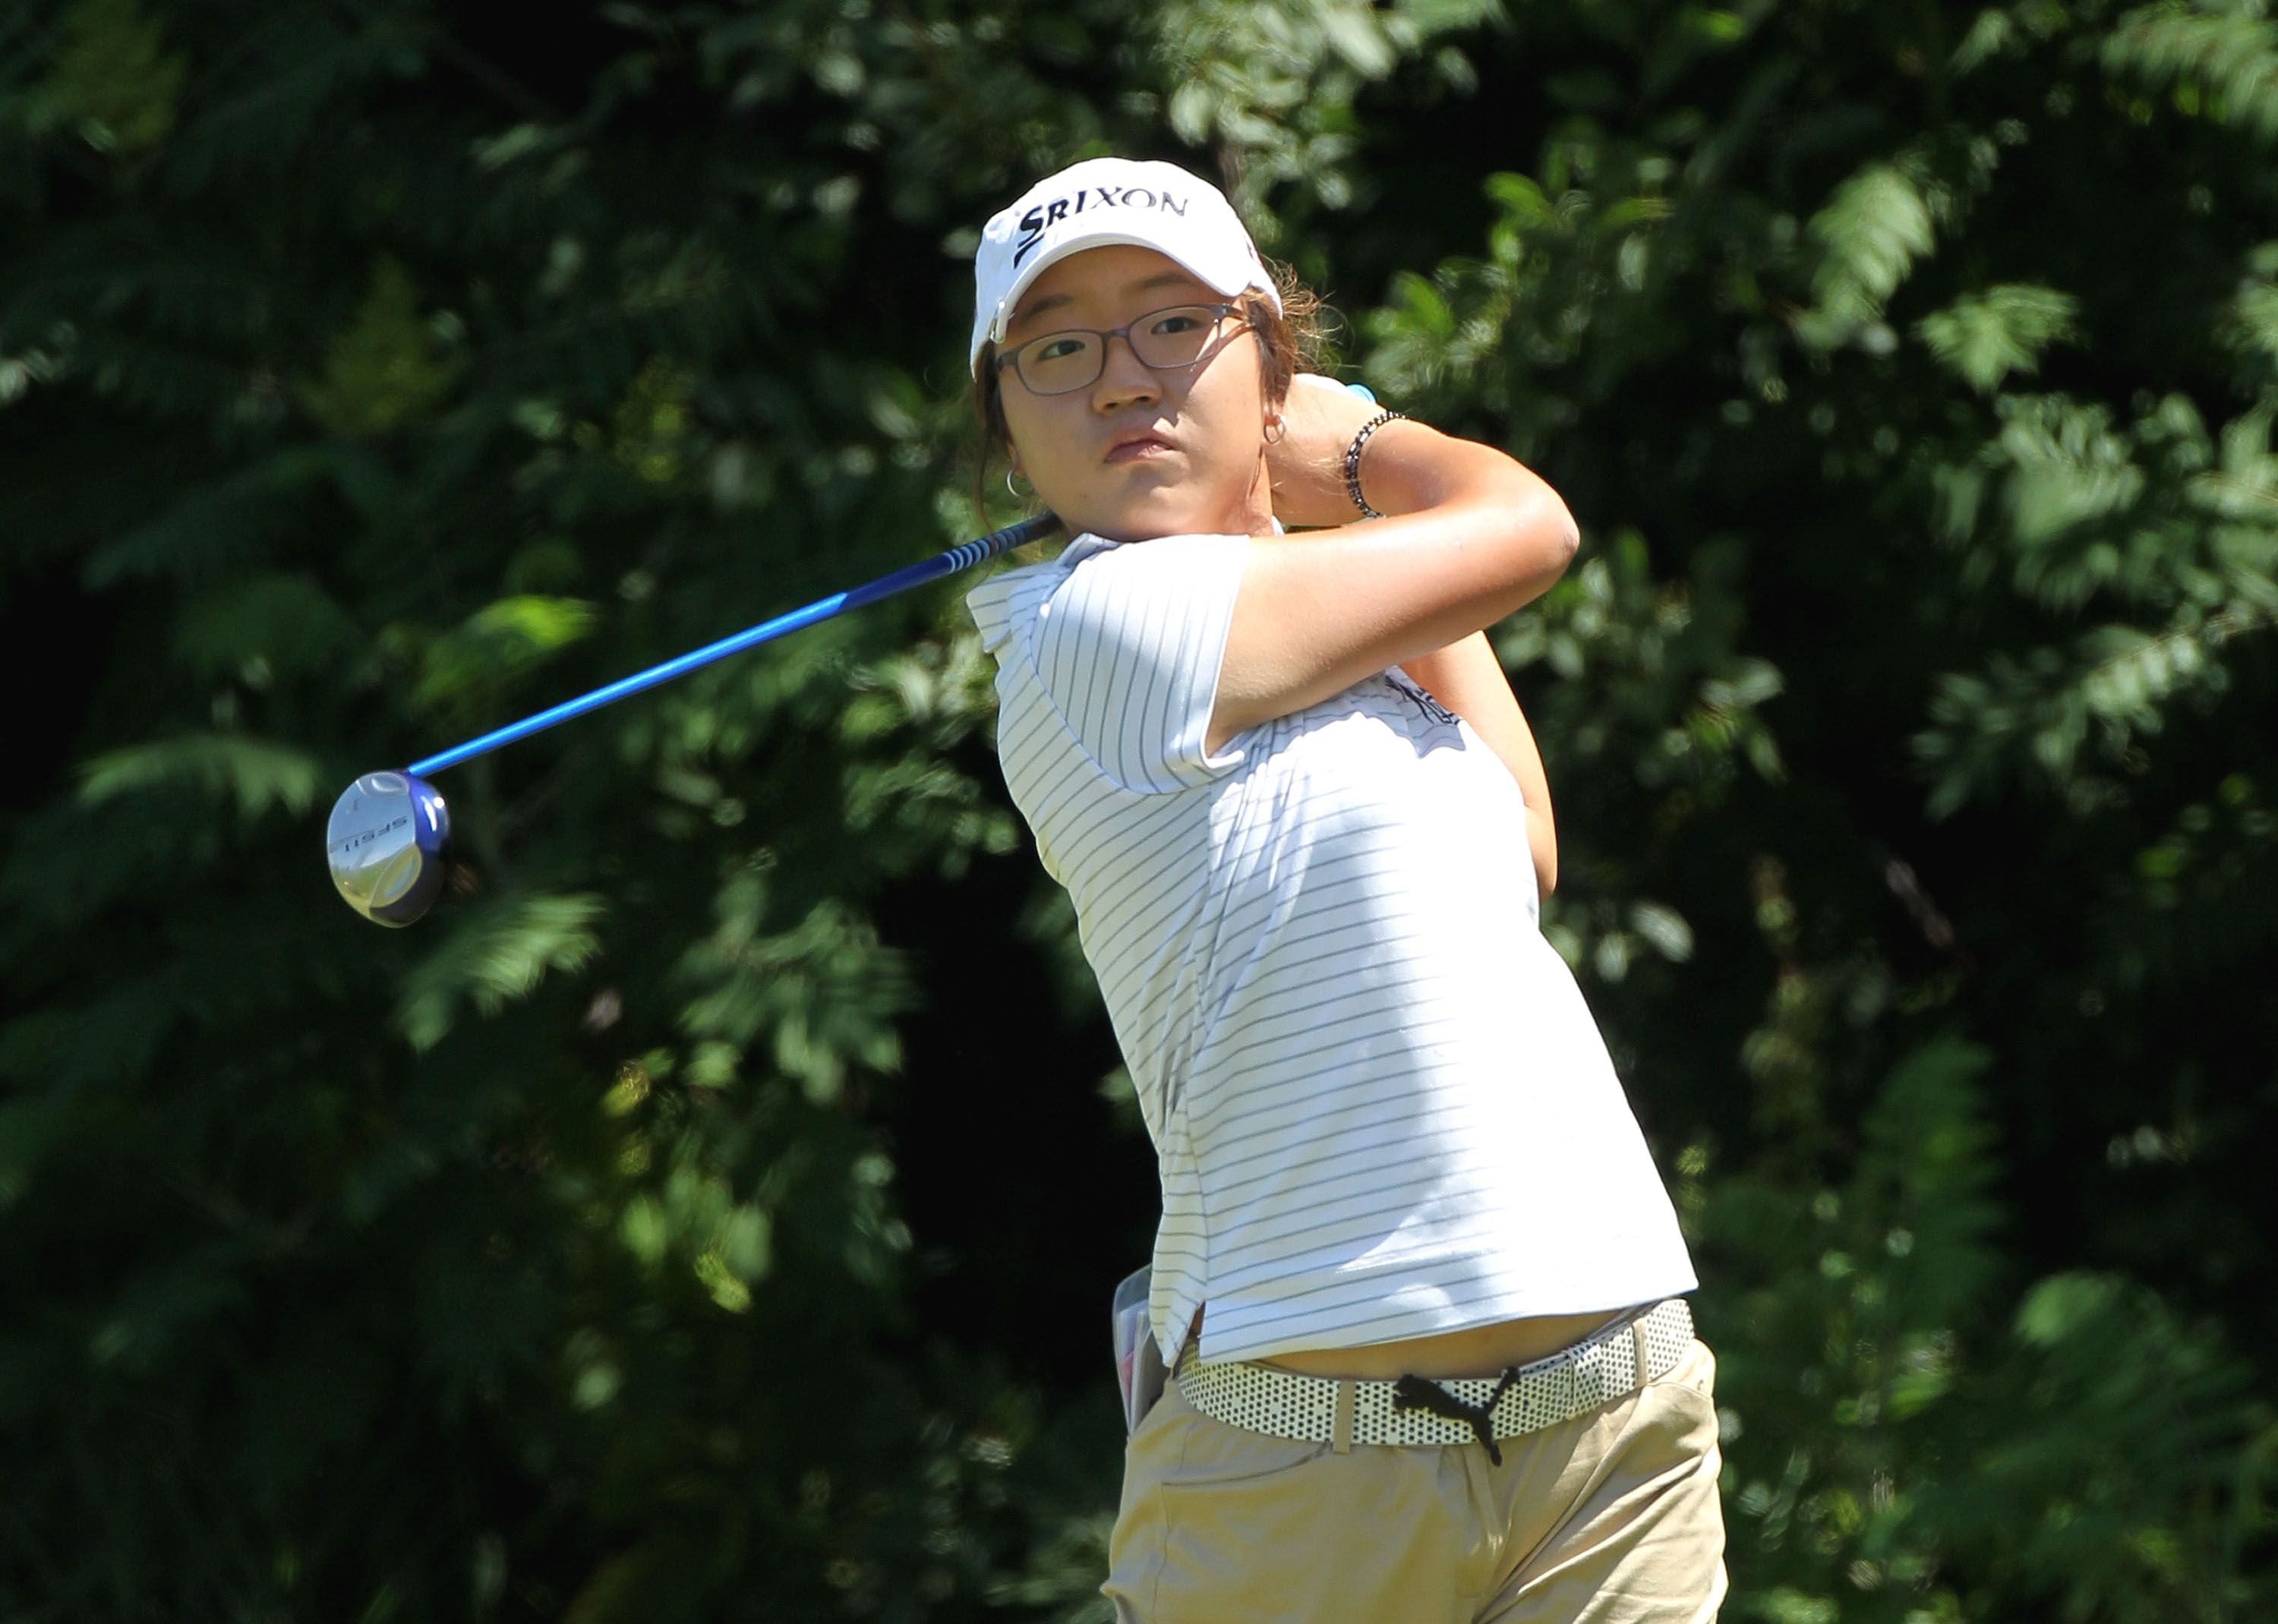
left=965, top=529, right=1697, bottom=1365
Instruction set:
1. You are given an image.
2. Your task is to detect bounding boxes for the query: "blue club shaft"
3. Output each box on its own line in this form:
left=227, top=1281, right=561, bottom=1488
left=407, top=512, right=1060, bottom=779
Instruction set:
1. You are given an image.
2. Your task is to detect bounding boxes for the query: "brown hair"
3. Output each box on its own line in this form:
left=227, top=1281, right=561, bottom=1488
left=970, top=258, right=1328, bottom=520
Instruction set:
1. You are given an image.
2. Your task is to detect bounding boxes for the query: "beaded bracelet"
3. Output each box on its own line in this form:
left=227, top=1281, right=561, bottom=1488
left=1343, top=409, right=1409, bottom=519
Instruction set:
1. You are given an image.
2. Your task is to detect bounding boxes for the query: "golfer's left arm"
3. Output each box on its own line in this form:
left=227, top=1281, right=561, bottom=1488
left=1267, top=377, right=1563, bottom=895
left=1398, top=635, right=1558, bottom=896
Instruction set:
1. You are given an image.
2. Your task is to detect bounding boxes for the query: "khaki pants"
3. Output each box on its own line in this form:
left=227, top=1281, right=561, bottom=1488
left=1103, top=1336, right=1727, bottom=1623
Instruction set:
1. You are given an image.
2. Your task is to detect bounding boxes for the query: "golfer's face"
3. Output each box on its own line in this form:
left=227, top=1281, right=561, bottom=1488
left=997, top=245, right=1271, bottom=543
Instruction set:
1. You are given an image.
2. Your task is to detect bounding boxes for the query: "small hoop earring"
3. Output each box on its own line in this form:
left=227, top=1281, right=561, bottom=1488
left=1005, top=469, right=1028, bottom=498
left=1264, top=415, right=1287, bottom=446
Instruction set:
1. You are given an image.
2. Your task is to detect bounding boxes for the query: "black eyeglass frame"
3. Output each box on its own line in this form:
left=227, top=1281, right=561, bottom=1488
left=992, top=301, right=1253, bottom=396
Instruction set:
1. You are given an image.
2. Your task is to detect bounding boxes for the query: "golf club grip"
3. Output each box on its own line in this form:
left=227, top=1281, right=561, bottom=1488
left=406, top=512, right=1063, bottom=778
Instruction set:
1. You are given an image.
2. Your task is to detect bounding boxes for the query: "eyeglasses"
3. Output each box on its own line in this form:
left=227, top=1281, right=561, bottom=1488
left=995, top=302, right=1248, bottom=396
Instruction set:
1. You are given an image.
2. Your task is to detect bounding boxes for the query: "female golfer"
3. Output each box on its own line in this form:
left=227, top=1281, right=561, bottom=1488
left=962, top=156, right=1725, bottom=1623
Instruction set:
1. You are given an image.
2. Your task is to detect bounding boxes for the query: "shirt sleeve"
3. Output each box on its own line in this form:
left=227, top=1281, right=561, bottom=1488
left=1031, top=531, right=1251, bottom=793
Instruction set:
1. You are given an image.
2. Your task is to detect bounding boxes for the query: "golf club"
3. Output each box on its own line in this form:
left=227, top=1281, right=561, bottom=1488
left=326, top=512, right=1062, bottom=926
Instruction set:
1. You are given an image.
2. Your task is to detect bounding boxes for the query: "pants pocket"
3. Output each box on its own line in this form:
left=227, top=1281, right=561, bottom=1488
left=1115, top=1397, right=1471, bottom=1624
left=1108, top=1386, right=1343, bottom=1623
left=1652, top=1337, right=1719, bottom=1422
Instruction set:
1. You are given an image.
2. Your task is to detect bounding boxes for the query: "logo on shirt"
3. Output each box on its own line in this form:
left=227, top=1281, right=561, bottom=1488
left=1388, top=673, right=1460, bottom=729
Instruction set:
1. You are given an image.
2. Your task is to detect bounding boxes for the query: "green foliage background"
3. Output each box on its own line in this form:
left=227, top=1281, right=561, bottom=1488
left=4, top=0, right=2275, bottom=1618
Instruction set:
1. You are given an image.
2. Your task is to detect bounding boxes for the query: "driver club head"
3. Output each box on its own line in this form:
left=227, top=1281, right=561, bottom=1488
left=315, top=512, right=1068, bottom=932
left=327, top=771, right=452, bottom=926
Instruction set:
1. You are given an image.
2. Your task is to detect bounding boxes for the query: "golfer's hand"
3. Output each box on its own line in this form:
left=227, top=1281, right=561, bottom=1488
left=1266, top=374, right=1392, bottom=529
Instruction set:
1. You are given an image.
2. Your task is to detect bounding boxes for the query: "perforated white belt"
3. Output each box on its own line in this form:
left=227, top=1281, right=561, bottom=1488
left=1175, top=1298, right=1696, bottom=1462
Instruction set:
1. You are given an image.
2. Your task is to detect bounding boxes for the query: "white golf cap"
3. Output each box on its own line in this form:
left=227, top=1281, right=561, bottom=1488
left=969, top=156, right=1280, bottom=377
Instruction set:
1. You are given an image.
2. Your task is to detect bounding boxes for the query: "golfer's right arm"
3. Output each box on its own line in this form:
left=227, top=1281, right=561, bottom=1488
left=1210, top=418, right=1579, bottom=759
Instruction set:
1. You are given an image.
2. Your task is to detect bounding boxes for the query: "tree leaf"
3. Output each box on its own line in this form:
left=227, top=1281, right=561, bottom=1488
left=394, top=891, right=604, bottom=1051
